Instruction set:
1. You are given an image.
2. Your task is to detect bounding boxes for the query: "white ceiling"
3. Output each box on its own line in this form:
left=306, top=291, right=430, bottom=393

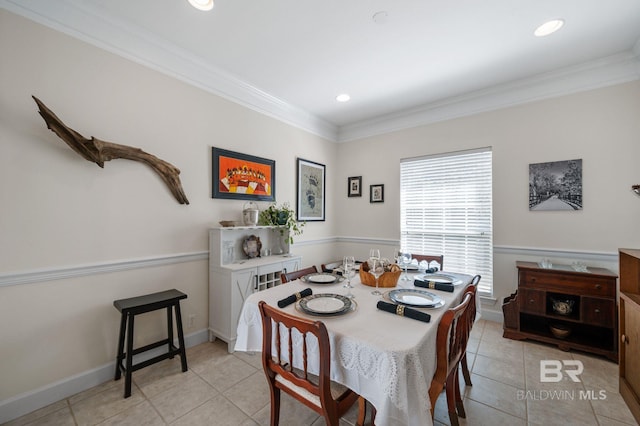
left=3, top=0, right=640, bottom=141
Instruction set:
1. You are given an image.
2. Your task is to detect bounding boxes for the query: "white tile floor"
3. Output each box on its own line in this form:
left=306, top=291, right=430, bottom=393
left=4, top=320, right=637, bottom=426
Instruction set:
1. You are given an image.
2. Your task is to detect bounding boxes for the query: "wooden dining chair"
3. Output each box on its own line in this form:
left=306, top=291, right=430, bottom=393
left=428, top=285, right=476, bottom=426
left=411, top=253, right=444, bottom=270
left=280, top=265, right=318, bottom=283
left=258, top=301, right=360, bottom=426
left=320, top=261, right=342, bottom=274
left=460, top=275, right=481, bottom=386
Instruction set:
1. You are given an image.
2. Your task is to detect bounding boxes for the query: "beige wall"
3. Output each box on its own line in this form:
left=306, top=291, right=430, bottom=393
left=2, top=7, right=640, bottom=418
left=333, top=80, right=640, bottom=312
left=0, top=10, right=337, bottom=407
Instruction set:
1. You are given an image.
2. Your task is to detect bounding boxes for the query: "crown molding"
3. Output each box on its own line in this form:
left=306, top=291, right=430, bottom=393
left=0, top=0, right=338, bottom=141
left=337, top=50, right=640, bottom=142
left=2, top=1, right=639, bottom=144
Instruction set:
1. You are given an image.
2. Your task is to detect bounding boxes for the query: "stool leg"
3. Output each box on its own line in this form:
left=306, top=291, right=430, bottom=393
left=174, top=302, right=188, bottom=372
left=114, top=312, right=127, bottom=380
left=167, top=305, right=174, bottom=358
left=124, top=312, right=135, bottom=398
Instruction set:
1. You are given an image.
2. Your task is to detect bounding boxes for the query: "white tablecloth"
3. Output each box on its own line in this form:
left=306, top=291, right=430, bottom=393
left=235, top=271, right=473, bottom=426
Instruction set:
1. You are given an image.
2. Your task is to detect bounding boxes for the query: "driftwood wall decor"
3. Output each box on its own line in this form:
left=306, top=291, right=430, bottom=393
left=32, top=96, right=189, bottom=204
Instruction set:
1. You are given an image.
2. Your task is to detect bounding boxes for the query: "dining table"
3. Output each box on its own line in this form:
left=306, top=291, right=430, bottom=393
left=234, top=267, right=474, bottom=426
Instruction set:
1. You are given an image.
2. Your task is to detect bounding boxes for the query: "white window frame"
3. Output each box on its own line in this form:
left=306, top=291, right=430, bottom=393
left=400, top=148, right=493, bottom=295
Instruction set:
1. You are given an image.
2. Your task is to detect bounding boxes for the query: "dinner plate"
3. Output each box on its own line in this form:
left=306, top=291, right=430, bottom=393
left=301, top=273, right=343, bottom=284
left=388, top=289, right=444, bottom=308
left=306, top=273, right=337, bottom=283
left=298, top=294, right=352, bottom=316
left=296, top=297, right=357, bottom=317
left=415, top=273, right=464, bottom=286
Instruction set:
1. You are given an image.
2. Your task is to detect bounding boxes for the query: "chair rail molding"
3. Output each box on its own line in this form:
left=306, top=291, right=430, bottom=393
left=0, top=252, right=209, bottom=287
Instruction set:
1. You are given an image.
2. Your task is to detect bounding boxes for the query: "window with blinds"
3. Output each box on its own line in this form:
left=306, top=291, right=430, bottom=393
left=400, top=148, right=493, bottom=295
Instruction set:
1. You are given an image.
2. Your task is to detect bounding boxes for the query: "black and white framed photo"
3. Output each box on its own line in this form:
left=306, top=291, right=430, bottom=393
left=297, top=158, right=326, bottom=221
left=529, top=159, right=582, bottom=211
left=370, top=184, right=384, bottom=203
left=348, top=176, right=362, bottom=197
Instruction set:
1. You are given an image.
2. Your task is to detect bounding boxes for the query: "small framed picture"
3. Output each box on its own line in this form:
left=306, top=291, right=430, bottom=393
left=348, top=176, right=362, bottom=197
left=370, top=184, right=384, bottom=203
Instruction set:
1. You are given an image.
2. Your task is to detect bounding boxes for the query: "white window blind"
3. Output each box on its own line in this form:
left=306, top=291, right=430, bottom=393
left=400, top=148, right=493, bottom=295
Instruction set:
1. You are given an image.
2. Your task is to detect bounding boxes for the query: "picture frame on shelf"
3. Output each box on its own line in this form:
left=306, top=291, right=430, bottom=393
left=370, top=184, right=384, bottom=203
left=348, top=176, right=362, bottom=197
left=212, top=147, right=275, bottom=201
left=297, top=158, right=326, bottom=221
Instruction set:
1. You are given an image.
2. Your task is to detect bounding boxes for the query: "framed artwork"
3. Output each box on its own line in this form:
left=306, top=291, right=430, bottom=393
left=370, top=184, right=384, bottom=203
left=297, top=158, right=325, bottom=221
left=212, top=147, right=275, bottom=201
left=348, top=176, right=362, bottom=197
left=529, top=159, right=582, bottom=211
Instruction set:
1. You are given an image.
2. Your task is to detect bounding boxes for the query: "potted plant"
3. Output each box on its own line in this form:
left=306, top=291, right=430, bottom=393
left=258, top=202, right=305, bottom=244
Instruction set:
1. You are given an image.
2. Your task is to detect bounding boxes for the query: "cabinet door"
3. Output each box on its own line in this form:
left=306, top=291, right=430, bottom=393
left=519, top=288, right=545, bottom=315
left=582, top=297, right=615, bottom=327
left=282, top=258, right=300, bottom=274
left=230, top=269, right=257, bottom=339
left=623, top=300, right=640, bottom=397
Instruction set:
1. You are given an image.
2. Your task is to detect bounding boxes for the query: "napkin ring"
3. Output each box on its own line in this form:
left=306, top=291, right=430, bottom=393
left=295, top=292, right=302, bottom=300
left=428, top=281, right=435, bottom=289
left=396, top=305, right=405, bottom=316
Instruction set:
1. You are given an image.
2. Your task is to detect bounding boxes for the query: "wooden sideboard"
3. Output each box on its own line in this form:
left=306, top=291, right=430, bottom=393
left=503, top=261, right=618, bottom=361
left=619, top=248, right=640, bottom=424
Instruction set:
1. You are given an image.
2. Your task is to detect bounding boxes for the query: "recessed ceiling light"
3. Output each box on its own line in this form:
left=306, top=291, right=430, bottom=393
left=336, top=94, right=351, bottom=102
left=534, top=19, right=564, bottom=37
left=188, top=0, right=214, bottom=11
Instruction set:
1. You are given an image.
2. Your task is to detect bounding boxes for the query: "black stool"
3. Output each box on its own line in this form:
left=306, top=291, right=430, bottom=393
left=114, top=289, right=188, bottom=398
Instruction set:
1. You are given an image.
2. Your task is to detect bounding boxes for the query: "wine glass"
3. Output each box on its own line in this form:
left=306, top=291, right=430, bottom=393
left=343, top=256, right=355, bottom=299
left=400, top=251, right=412, bottom=281
left=370, top=258, right=383, bottom=296
left=393, top=247, right=402, bottom=265
left=369, top=248, right=380, bottom=261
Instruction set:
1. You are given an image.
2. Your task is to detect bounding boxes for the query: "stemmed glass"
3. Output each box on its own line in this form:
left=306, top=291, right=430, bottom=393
left=369, top=258, right=383, bottom=296
left=400, top=251, right=412, bottom=281
left=343, top=256, right=355, bottom=299
left=369, top=248, right=380, bottom=261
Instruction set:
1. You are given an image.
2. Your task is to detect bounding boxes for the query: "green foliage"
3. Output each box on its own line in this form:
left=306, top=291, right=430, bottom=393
left=258, top=202, right=305, bottom=244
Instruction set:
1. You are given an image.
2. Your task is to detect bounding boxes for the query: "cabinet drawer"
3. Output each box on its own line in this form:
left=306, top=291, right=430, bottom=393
left=258, top=262, right=284, bottom=275
left=519, top=288, right=545, bottom=315
left=582, top=298, right=615, bottom=327
left=520, top=270, right=615, bottom=297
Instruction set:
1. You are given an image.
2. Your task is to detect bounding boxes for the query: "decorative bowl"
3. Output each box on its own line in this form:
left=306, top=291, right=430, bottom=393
left=219, top=221, right=236, bottom=227
left=551, top=298, right=575, bottom=316
left=549, top=323, right=572, bottom=339
left=359, top=262, right=401, bottom=288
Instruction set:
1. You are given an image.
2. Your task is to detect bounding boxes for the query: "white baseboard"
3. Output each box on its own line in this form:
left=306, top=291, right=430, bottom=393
left=0, top=329, right=209, bottom=423
left=479, top=309, right=504, bottom=324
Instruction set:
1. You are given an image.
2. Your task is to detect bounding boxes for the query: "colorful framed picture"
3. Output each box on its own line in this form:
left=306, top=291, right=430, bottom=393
left=212, top=147, right=275, bottom=201
left=348, top=176, right=362, bottom=197
left=297, top=158, right=325, bottom=221
left=370, top=184, right=384, bottom=203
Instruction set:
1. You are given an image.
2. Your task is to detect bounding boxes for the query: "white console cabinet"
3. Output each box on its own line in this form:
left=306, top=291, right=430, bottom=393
left=208, top=226, right=301, bottom=352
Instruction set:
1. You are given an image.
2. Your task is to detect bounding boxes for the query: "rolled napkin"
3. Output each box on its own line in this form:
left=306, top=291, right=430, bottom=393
left=414, top=279, right=454, bottom=292
left=277, top=288, right=312, bottom=308
left=377, top=301, right=431, bottom=323
left=424, top=267, right=439, bottom=273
